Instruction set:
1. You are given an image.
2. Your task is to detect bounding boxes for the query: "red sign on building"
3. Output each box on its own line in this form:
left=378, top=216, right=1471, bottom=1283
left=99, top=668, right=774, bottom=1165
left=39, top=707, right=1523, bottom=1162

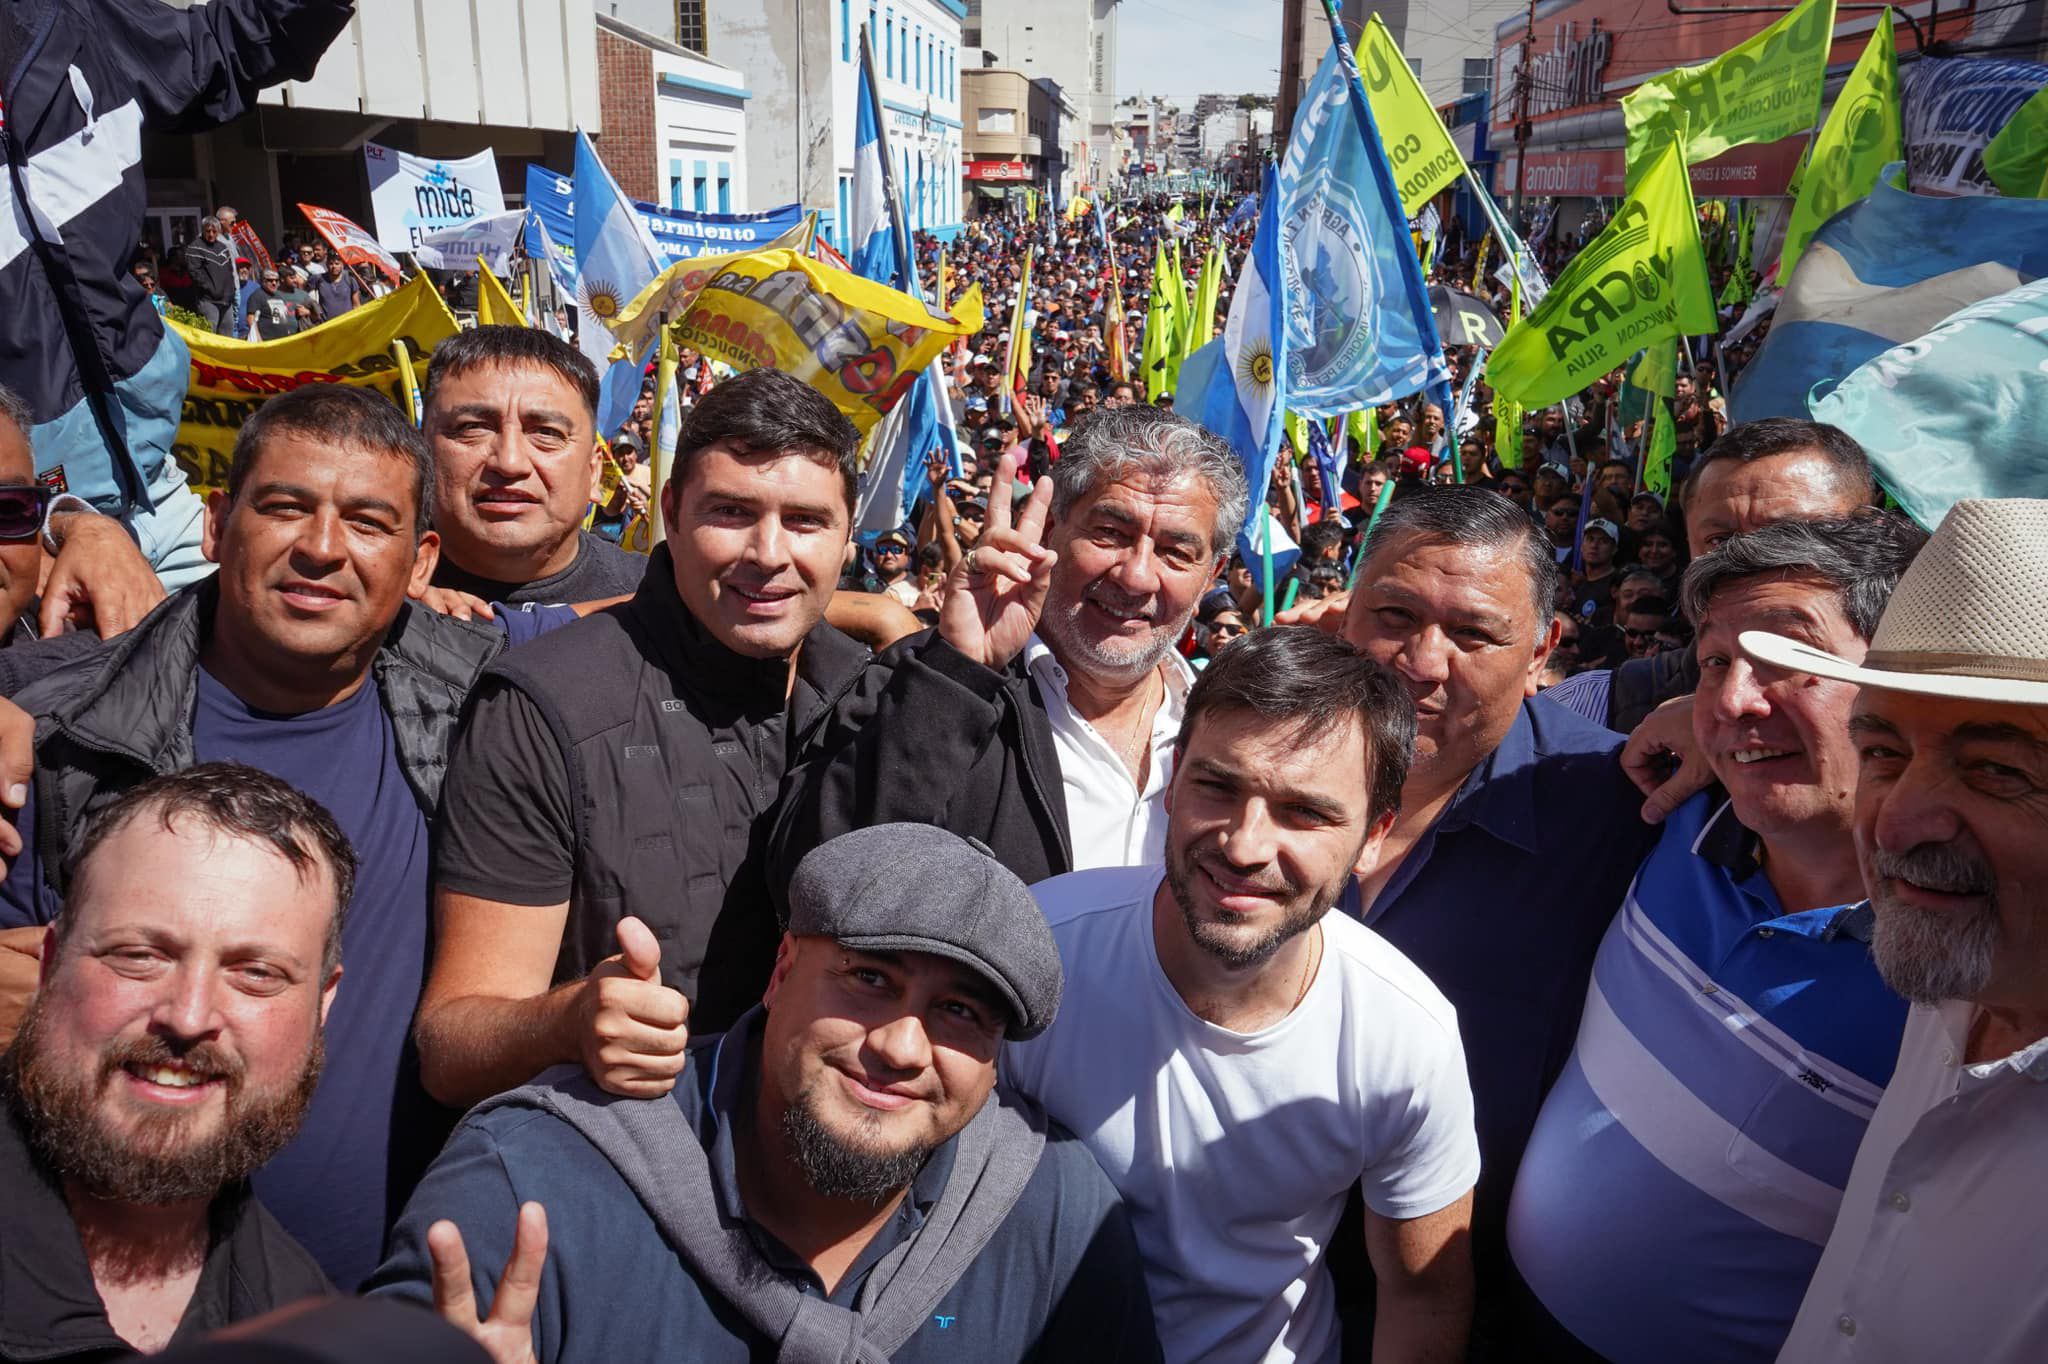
left=965, top=160, right=1031, bottom=181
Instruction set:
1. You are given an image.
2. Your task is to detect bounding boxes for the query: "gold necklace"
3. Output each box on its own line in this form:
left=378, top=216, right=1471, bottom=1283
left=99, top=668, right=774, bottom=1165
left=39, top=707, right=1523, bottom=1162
left=1291, top=926, right=1323, bottom=1013
left=1115, top=668, right=1161, bottom=782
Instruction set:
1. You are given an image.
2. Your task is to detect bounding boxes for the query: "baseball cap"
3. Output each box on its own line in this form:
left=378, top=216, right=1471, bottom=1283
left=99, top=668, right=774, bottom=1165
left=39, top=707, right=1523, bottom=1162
left=786, top=824, right=1062, bottom=1039
left=1583, top=518, right=1620, bottom=541
left=1539, top=461, right=1572, bottom=480
left=1631, top=490, right=1664, bottom=508
left=874, top=530, right=911, bottom=550
left=1400, top=446, right=1432, bottom=473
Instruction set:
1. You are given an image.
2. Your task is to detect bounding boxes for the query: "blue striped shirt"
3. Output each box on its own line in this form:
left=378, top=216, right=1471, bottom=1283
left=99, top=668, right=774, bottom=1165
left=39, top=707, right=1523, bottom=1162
left=1505, top=794, right=1908, bottom=1364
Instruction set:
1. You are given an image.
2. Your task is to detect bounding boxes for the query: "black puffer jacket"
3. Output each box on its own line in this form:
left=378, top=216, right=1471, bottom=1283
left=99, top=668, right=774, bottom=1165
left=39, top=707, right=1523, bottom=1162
left=10, top=579, right=503, bottom=895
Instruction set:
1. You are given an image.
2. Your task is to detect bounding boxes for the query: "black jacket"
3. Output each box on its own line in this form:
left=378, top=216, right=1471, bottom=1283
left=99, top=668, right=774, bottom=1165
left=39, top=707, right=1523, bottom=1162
left=9, top=579, right=504, bottom=896
left=184, top=235, right=237, bottom=307
left=0, top=0, right=352, bottom=512
left=0, top=1081, right=329, bottom=1362
left=473, top=547, right=878, bottom=1029
left=769, top=627, right=1073, bottom=895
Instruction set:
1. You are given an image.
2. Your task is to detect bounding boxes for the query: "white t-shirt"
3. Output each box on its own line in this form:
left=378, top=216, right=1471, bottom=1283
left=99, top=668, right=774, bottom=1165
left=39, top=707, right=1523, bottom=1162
left=1005, top=865, right=1481, bottom=1363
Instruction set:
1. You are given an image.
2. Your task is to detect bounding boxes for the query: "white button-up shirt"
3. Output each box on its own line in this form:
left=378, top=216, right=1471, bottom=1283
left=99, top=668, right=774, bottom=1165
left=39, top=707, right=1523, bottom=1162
left=1778, top=999, right=2048, bottom=1362
left=1024, top=634, right=1191, bottom=871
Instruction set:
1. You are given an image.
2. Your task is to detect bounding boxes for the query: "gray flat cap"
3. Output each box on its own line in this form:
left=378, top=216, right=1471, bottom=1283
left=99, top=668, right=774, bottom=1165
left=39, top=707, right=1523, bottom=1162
left=787, top=824, right=1062, bottom=1040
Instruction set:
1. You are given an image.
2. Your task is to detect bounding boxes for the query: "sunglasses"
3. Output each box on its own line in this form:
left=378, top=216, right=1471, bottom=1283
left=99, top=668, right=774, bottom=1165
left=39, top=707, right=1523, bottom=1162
left=875, top=543, right=908, bottom=555
left=1623, top=627, right=1660, bottom=641
left=0, top=484, right=54, bottom=542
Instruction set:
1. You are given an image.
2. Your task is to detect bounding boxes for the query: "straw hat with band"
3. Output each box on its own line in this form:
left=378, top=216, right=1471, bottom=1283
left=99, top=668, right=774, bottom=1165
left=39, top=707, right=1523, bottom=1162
left=1740, top=498, right=2048, bottom=707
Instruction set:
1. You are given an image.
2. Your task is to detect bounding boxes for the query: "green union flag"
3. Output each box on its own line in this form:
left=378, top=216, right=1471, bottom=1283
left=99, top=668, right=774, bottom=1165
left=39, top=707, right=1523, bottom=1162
left=1486, top=142, right=1717, bottom=410
left=1622, top=0, right=1837, bottom=189
left=1984, top=81, right=2048, bottom=198
left=1781, top=13, right=1902, bottom=277
left=1643, top=394, right=1677, bottom=498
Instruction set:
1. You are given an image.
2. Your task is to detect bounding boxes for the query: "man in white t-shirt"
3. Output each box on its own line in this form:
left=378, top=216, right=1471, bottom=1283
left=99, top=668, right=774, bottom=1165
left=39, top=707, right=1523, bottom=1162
left=1005, top=625, right=1480, bottom=1363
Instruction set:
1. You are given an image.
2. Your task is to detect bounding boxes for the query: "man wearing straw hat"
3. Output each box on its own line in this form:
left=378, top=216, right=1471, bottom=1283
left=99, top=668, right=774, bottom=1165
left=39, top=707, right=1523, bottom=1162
left=1748, top=498, right=2048, bottom=1362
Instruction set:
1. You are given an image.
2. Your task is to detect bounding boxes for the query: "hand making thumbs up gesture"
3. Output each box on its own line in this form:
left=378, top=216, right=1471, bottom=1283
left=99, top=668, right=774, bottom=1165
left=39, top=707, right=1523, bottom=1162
left=574, top=916, right=691, bottom=1097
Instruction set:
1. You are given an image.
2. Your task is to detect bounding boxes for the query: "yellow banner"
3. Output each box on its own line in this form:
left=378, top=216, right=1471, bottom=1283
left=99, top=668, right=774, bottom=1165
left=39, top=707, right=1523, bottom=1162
left=168, top=274, right=458, bottom=496
left=478, top=264, right=526, bottom=327
left=609, top=249, right=985, bottom=435
left=1357, top=15, right=1471, bottom=216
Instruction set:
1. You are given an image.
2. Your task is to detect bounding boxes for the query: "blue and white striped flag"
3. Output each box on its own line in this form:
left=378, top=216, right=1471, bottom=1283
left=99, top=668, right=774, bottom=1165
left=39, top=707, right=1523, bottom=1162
left=572, top=130, right=665, bottom=440
left=1187, top=164, right=1289, bottom=509
left=848, top=25, right=958, bottom=534
left=849, top=46, right=899, bottom=287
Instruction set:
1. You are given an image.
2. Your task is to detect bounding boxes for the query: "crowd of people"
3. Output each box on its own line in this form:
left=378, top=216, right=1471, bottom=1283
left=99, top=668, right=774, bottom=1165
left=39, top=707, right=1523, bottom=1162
left=0, top=8, right=2044, bottom=1362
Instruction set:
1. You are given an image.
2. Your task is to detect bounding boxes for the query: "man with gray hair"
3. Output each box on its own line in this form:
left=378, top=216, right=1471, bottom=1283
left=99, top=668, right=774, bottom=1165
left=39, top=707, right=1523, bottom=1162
left=774, top=404, right=1248, bottom=881
left=1507, top=514, right=1927, bottom=1364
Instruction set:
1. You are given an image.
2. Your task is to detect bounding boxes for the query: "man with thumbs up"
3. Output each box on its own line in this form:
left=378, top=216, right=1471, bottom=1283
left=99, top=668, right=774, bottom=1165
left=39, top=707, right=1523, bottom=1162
left=571, top=916, right=690, bottom=1097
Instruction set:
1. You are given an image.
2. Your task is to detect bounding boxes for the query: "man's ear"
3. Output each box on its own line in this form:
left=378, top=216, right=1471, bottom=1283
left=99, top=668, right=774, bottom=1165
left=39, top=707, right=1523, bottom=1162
left=1525, top=609, right=1562, bottom=698
left=762, top=933, right=800, bottom=1011
left=318, top=963, right=342, bottom=1028
left=1352, top=807, right=1398, bottom=878
left=406, top=530, right=441, bottom=598
left=202, top=491, right=231, bottom=565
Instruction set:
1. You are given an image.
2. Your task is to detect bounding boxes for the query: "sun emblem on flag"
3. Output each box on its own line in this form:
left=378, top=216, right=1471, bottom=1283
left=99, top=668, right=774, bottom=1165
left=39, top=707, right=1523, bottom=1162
left=1238, top=338, right=1275, bottom=395
left=579, top=277, right=623, bottom=320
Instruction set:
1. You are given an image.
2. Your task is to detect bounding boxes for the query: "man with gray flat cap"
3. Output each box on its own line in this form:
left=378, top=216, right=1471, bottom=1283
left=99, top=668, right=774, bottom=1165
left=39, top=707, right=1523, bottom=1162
left=1745, top=499, right=2048, bottom=1363
left=369, top=823, right=1161, bottom=1364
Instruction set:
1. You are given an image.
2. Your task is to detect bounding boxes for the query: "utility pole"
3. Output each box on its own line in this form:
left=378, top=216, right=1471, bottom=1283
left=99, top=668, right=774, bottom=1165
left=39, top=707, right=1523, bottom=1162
left=1510, top=0, right=1538, bottom=230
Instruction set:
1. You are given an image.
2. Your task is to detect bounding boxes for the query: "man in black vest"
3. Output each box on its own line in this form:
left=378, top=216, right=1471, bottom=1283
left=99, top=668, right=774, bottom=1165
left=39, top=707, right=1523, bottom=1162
left=418, top=368, right=1011, bottom=1109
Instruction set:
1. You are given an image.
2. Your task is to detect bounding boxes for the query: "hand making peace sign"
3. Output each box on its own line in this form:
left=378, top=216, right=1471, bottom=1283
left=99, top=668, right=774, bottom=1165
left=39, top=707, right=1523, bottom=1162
left=939, top=450, right=1058, bottom=670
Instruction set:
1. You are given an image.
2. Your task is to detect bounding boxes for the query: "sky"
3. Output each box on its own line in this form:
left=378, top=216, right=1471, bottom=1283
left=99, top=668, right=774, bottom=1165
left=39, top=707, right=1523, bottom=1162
left=1115, top=0, right=1286, bottom=106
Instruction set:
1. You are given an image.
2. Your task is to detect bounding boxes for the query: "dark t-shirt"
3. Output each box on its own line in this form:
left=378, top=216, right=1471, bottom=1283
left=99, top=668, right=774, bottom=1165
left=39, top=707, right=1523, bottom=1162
left=432, top=531, right=646, bottom=607
left=315, top=273, right=360, bottom=319
left=0, top=609, right=572, bottom=1291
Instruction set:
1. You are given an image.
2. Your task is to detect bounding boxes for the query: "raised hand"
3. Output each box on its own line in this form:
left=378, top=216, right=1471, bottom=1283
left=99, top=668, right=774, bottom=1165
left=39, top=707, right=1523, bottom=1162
left=575, top=916, right=690, bottom=1097
left=938, top=450, right=1057, bottom=670
left=428, top=1202, right=548, bottom=1364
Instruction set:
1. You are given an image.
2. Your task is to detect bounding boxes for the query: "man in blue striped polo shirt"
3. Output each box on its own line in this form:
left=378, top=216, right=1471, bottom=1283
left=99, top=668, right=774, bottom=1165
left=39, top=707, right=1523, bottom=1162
left=1505, top=514, right=1927, bottom=1364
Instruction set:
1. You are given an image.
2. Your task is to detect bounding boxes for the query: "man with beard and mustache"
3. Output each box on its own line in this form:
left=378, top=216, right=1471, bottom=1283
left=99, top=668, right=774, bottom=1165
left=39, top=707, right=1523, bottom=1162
left=771, top=403, right=1248, bottom=876
left=371, top=824, right=1159, bottom=1364
left=1, top=765, right=349, bottom=1358
left=1005, top=627, right=1479, bottom=1362
left=0, top=386, right=554, bottom=1290
left=1747, top=499, right=2048, bottom=1362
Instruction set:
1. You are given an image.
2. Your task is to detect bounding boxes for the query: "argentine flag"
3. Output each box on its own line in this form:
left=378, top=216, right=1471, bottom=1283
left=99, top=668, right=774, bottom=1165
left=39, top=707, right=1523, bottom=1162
left=848, top=25, right=959, bottom=534
left=1188, top=165, right=1289, bottom=505
left=572, top=131, right=666, bottom=440
left=849, top=45, right=899, bottom=287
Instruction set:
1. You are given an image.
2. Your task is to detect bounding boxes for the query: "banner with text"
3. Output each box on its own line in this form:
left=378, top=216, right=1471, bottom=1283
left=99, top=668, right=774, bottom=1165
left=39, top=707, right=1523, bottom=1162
left=167, top=275, right=459, bottom=495
left=364, top=142, right=508, bottom=251
left=609, top=250, right=984, bottom=434
left=523, top=164, right=809, bottom=277
left=297, top=204, right=405, bottom=285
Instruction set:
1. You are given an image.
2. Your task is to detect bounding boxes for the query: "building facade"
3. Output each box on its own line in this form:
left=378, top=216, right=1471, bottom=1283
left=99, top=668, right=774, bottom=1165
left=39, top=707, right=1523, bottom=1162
left=961, top=68, right=1062, bottom=208
left=832, top=0, right=968, bottom=245
left=145, top=0, right=599, bottom=253
left=593, top=14, right=751, bottom=214
left=968, top=0, right=1119, bottom=186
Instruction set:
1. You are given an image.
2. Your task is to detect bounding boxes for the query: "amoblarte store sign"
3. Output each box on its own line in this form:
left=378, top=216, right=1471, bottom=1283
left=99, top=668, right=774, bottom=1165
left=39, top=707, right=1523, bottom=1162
left=1526, top=21, right=1614, bottom=116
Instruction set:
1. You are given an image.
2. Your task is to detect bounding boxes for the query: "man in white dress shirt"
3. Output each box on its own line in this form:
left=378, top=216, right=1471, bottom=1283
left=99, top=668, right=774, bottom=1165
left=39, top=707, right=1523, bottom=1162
left=1749, top=498, right=2048, bottom=1364
left=772, top=405, right=1249, bottom=878
left=1006, top=625, right=1480, bottom=1363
